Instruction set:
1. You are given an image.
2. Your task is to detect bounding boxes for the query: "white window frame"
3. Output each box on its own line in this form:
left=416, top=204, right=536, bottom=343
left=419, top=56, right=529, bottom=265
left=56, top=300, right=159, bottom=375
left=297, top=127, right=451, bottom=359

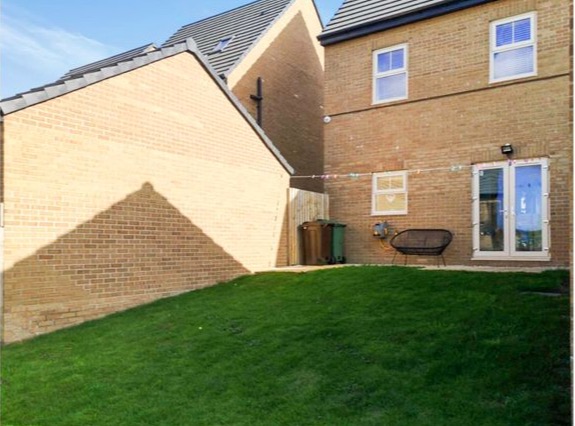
left=489, top=12, right=537, bottom=83
left=372, top=44, right=408, bottom=104
left=472, top=158, right=550, bottom=261
left=372, top=171, right=408, bottom=216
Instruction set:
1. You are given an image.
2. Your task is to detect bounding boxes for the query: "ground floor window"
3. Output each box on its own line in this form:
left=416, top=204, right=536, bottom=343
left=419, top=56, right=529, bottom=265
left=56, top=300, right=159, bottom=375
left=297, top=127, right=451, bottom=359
left=472, top=158, right=549, bottom=261
left=372, top=171, right=408, bottom=215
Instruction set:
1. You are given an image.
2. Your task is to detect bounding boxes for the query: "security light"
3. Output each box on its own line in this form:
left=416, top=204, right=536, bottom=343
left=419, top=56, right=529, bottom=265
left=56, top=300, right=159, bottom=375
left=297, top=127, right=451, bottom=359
left=500, top=144, right=514, bottom=155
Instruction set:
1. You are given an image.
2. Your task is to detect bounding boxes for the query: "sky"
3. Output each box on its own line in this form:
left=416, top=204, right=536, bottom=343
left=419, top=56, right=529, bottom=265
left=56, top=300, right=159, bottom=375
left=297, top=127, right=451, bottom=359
left=0, top=0, right=342, bottom=99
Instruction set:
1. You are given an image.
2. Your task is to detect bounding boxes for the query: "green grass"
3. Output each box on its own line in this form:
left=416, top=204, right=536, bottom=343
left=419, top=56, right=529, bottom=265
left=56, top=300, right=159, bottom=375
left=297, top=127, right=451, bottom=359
left=1, top=266, right=571, bottom=425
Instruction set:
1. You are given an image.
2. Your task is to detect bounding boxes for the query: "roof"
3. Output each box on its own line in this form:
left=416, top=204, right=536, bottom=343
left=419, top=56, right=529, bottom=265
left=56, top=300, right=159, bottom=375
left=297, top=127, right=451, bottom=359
left=162, top=0, right=295, bottom=77
left=0, top=39, right=294, bottom=175
left=0, top=44, right=176, bottom=114
left=318, top=0, right=495, bottom=46
left=58, top=43, right=157, bottom=81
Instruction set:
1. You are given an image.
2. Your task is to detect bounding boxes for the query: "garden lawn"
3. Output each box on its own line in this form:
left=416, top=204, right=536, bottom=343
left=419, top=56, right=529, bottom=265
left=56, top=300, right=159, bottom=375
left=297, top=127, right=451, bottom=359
left=1, top=266, right=570, bottom=426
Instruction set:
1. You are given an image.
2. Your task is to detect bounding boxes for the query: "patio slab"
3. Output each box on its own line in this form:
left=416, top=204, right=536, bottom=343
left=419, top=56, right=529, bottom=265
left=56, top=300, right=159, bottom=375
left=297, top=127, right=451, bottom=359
left=265, top=264, right=564, bottom=274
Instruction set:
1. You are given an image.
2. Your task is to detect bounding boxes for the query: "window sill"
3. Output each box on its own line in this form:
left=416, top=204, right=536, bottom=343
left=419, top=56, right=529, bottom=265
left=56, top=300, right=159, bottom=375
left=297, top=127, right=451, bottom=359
left=489, top=72, right=537, bottom=85
left=371, top=212, right=407, bottom=217
left=372, top=95, right=408, bottom=106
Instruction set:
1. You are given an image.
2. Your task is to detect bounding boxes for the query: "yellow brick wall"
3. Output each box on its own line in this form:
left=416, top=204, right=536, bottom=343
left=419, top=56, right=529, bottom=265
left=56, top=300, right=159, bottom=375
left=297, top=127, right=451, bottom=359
left=231, top=0, right=324, bottom=193
left=2, top=53, right=290, bottom=342
left=323, top=0, right=572, bottom=267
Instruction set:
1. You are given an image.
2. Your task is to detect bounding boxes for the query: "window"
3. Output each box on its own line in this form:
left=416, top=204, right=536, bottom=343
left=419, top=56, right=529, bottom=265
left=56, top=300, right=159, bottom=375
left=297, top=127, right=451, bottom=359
left=212, top=36, right=234, bottom=53
left=373, top=44, right=408, bottom=104
left=490, top=13, right=537, bottom=82
left=372, top=171, right=408, bottom=215
left=472, top=158, right=549, bottom=261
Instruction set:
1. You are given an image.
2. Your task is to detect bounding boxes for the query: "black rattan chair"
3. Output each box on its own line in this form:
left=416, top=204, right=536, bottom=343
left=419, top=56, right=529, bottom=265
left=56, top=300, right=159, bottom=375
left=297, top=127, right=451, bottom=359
left=390, top=229, right=453, bottom=266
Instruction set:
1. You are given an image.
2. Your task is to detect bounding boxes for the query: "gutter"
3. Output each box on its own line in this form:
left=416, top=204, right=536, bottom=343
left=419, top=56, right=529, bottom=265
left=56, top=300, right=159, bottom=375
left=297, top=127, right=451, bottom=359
left=318, top=0, right=495, bottom=46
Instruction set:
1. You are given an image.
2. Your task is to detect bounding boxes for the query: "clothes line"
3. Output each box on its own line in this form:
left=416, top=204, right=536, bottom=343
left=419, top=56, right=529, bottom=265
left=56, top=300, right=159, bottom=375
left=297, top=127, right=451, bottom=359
left=291, top=164, right=471, bottom=179
left=291, top=158, right=537, bottom=179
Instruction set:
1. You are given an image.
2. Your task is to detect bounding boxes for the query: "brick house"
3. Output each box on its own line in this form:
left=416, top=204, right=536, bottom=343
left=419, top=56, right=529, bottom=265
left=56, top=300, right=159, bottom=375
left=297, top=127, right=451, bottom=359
left=164, top=0, right=325, bottom=192
left=318, top=0, right=572, bottom=267
left=0, top=40, right=293, bottom=342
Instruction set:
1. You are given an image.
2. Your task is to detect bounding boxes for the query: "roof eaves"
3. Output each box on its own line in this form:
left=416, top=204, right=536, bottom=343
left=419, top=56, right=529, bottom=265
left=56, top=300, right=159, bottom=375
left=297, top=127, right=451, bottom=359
left=318, top=0, right=495, bottom=46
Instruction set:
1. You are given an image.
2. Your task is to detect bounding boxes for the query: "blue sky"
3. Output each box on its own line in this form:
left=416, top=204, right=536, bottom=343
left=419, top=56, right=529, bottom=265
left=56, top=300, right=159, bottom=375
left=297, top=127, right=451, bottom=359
left=0, top=0, right=342, bottom=99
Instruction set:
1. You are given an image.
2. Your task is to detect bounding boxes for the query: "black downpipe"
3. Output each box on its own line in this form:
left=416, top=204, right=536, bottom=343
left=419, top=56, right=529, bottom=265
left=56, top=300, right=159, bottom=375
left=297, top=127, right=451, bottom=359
left=250, top=77, right=263, bottom=127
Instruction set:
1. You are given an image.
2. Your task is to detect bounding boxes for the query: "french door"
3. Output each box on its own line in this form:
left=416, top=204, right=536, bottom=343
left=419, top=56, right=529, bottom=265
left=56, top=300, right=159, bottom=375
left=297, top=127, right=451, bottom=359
left=472, top=158, right=549, bottom=261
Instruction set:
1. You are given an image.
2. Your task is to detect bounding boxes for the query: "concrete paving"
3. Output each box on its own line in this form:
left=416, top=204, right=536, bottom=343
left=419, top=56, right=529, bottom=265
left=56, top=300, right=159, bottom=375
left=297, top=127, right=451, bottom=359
left=264, top=264, right=565, bottom=274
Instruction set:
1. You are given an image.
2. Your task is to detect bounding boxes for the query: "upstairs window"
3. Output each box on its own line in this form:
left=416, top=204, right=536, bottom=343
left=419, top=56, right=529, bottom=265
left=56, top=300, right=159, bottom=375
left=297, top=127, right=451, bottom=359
left=212, top=36, right=234, bottom=53
left=372, top=171, right=408, bottom=215
left=490, top=13, right=536, bottom=82
left=373, top=44, right=408, bottom=104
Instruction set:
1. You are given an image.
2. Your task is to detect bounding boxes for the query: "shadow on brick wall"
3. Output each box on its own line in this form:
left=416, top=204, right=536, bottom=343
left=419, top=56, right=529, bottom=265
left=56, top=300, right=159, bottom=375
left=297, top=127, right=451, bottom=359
left=3, top=182, right=249, bottom=343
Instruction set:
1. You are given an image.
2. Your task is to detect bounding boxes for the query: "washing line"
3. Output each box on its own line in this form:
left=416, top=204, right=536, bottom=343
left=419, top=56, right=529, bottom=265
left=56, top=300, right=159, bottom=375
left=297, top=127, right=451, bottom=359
left=291, top=164, right=470, bottom=179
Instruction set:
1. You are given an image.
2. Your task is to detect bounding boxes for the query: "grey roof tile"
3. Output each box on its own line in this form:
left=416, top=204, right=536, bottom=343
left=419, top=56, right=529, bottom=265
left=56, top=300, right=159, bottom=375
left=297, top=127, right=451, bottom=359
left=59, top=43, right=157, bottom=81
left=22, top=91, right=48, bottom=105
left=0, top=42, right=193, bottom=114
left=44, top=85, right=67, bottom=97
left=162, top=0, right=295, bottom=76
left=323, top=0, right=448, bottom=34
left=319, top=0, right=494, bottom=45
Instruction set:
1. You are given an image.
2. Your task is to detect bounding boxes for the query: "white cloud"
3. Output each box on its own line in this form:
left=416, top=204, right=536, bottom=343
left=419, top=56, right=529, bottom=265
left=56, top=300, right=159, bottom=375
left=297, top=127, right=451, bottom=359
left=0, top=11, right=119, bottom=98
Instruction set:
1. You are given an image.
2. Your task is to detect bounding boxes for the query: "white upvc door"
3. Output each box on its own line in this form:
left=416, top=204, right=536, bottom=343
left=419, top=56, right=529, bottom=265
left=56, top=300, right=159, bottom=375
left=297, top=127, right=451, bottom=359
left=472, top=158, right=550, bottom=261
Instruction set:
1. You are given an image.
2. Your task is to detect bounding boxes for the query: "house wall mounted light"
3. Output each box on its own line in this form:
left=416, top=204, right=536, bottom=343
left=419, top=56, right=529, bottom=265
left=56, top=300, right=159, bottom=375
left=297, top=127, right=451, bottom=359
left=500, top=144, right=514, bottom=155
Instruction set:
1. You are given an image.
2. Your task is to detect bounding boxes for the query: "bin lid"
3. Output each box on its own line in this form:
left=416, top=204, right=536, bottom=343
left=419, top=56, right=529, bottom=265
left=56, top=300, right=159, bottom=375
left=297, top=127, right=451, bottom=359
left=300, top=221, right=326, bottom=228
left=301, top=220, right=346, bottom=228
left=318, top=219, right=346, bottom=227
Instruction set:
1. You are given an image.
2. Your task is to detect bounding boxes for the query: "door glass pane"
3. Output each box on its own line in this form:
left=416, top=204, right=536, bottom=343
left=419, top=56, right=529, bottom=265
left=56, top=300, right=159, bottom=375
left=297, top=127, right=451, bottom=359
left=515, top=165, right=542, bottom=251
left=479, top=168, right=505, bottom=251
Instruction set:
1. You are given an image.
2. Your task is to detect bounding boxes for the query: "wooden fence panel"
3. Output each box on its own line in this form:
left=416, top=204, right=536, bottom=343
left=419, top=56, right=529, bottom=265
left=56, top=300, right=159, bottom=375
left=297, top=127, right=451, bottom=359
left=287, top=188, right=329, bottom=265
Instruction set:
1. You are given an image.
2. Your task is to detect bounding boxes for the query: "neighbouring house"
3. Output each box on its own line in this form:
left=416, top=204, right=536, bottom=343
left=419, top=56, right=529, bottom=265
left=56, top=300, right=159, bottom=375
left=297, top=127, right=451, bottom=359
left=318, top=0, right=572, bottom=267
left=164, top=0, right=325, bottom=192
left=0, top=0, right=327, bottom=343
left=0, top=40, right=293, bottom=343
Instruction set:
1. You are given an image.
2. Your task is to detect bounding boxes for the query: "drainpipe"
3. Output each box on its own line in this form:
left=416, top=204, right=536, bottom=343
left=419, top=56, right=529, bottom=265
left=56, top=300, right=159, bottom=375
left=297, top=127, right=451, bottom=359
left=250, top=77, right=263, bottom=127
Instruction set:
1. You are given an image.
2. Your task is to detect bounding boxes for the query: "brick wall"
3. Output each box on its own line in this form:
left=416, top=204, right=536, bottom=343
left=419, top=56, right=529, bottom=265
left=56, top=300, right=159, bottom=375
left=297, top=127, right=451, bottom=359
left=2, top=53, right=290, bottom=342
left=231, top=0, right=324, bottom=193
left=323, top=0, right=572, bottom=267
